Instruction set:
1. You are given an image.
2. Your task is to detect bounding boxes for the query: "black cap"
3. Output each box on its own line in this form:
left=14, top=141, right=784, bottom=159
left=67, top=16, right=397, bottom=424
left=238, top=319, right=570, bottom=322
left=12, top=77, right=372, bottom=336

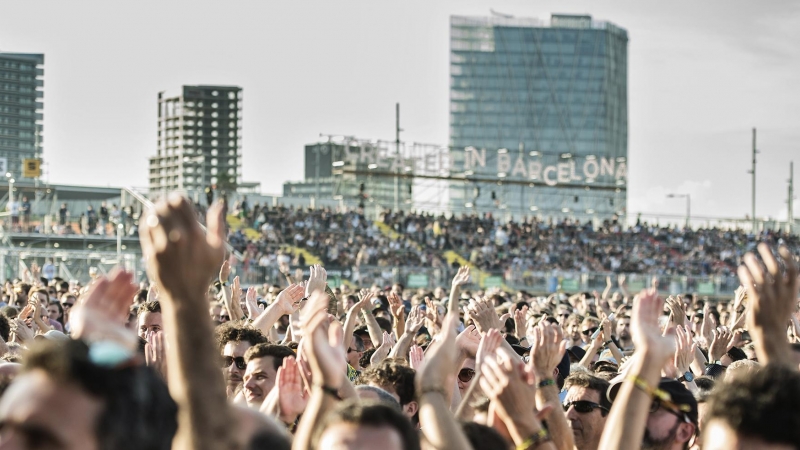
left=607, top=377, right=698, bottom=425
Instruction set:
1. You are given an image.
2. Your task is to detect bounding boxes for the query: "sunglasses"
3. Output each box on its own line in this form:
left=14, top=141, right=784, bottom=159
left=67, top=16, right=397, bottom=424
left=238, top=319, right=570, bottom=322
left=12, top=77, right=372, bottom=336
left=458, top=368, right=476, bottom=383
left=347, top=347, right=361, bottom=354
left=222, top=356, right=246, bottom=370
left=564, top=400, right=609, bottom=414
left=61, top=302, right=74, bottom=308
left=220, top=315, right=230, bottom=321
left=581, top=327, right=599, bottom=336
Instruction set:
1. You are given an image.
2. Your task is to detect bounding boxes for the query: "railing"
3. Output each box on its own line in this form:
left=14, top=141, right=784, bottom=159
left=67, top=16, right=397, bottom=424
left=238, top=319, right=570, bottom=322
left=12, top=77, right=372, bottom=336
left=226, top=262, right=741, bottom=298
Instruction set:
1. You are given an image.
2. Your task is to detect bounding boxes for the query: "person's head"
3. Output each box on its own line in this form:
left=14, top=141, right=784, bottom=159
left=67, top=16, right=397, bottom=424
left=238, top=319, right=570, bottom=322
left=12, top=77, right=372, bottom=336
left=136, top=301, right=163, bottom=340
left=0, top=338, right=177, bottom=450
left=564, top=372, right=611, bottom=450
left=354, top=385, right=401, bottom=411
left=216, top=323, right=268, bottom=386
left=209, top=303, right=226, bottom=324
left=60, top=293, right=76, bottom=314
left=0, top=314, right=9, bottom=342
left=354, top=327, right=373, bottom=350
left=608, top=377, right=697, bottom=450
left=47, top=301, right=64, bottom=324
left=32, top=289, right=49, bottom=310
left=315, top=399, right=420, bottom=450
left=347, top=334, right=365, bottom=369
left=703, top=366, right=800, bottom=450
left=566, top=314, right=582, bottom=342
left=615, top=316, right=631, bottom=342
left=13, top=283, right=30, bottom=304
left=724, top=359, right=759, bottom=383
left=580, top=317, right=600, bottom=344
left=461, top=421, right=509, bottom=450
left=242, top=344, right=295, bottom=408
left=358, top=360, right=418, bottom=420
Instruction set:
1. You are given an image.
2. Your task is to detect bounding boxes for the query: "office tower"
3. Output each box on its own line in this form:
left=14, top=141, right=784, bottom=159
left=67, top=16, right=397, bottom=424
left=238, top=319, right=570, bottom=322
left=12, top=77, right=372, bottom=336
left=148, top=85, right=242, bottom=198
left=0, top=53, right=44, bottom=177
left=448, top=14, right=628, bottom=220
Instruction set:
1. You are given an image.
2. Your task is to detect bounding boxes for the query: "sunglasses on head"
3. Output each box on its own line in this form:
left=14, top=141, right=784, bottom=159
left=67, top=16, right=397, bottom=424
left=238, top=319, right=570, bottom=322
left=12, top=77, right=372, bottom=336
left=458, top=368, right=475, bottom=383
left=581, top=327, right=598, bottom=336
left=563, top=400, right=609, bottom=414
left=222, top=356, right=246, bottom=370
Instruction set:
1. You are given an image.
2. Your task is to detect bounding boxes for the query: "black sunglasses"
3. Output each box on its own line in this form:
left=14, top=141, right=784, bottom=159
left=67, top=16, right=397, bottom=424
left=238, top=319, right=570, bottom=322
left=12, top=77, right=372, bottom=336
left=581, top=327, right=598, bottom=336
left=220, top=315, right=230, bottom=321
left=564, top=400, right=609, bottom=414
left=347, top=347, right=361, bottom=354
left=458, top=368, right=476, bottom=383
left=222, top=356, right=246, bottom=370
left=61, top=302, right=74, bottom=308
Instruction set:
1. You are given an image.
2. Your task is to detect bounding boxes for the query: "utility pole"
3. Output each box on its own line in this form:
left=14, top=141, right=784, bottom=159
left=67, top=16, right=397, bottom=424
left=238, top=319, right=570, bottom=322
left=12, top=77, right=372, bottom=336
left=789, top=161, right=795, bottom=229
left=751, top=128, right=757, bottom=232
left=394, top=103, right=401, bottom=212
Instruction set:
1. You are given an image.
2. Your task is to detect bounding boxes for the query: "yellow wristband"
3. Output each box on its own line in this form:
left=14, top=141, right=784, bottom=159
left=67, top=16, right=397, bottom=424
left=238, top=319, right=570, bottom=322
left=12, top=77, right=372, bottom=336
left=516, top=428, right=551, bottom=450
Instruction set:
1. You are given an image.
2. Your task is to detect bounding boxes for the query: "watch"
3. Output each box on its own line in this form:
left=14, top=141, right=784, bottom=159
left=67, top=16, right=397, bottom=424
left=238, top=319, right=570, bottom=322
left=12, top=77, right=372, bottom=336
left=678, top=371, right=694, bottom=383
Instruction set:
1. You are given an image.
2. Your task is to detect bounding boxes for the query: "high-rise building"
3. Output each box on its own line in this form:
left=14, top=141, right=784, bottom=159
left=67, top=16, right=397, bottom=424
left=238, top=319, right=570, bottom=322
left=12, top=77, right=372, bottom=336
left=0, top=53, right=44, bottom=178
left=148, top=85, right=243, bottom=199
left=448, top=14, right=628, bottom=220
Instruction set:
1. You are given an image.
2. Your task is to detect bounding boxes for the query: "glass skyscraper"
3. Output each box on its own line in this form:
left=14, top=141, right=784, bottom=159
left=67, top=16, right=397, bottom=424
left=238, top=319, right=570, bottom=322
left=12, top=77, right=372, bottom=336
left=448, top=14, right=628, bottom=221
left=0, top=53, right=44, bottom=178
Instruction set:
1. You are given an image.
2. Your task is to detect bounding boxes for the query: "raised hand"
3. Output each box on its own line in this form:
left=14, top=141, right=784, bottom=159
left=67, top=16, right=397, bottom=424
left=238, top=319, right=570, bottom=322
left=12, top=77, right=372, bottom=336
left=455, top=324, right=481, bottom=359
left=404, top=305, right=425, bottom=334
left=147, top=283, right=159, bottom=303
left=305, top=264, right=327, bottom=297
left=476, top=328, right=503, bottom=371
left=417, top=313, right=459, bottom=395
left=245, top=286, right=260, bottom=319
left=301, top=291, right=346, bottom=389
left=666, top=296, right=687, bottom=328
left=10, top=318, right=34, bottom=343
left=274, top=284, right=306, bottom=316
left=219, top=260, right=231, bottom=283
left=737, top=244, right=798, bottom=367
left=272, top=356, right=309, bottom=423
left=528, top=320, right=567, bottom=380
left=139, top=196, right=226, bottom=299
left=708, top=327, right=732, bottom=362
left=388, top=293, right=405, bottom=318
left=371, top=331, right=396, bottom=366
left=466, top=297, right=502, bottom=333
left=17, top=304, right=33, bottom=321
left=231, top=276, right=242, bottom=305
left=70, top=269, right=139, bottom=349
left=408, top=345, right=424, bottom=372
left=479, top=348, right=550, bottom=445
left=631, top=288, right=675, bottom=363
left=145, top=331, right=168, bottom=379
left=452, top=266, right=471, bottom=287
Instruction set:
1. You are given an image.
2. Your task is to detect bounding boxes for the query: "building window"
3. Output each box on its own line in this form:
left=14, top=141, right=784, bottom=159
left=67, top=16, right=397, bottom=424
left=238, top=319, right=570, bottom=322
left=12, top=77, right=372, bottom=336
left=228, top=92, right=235, bottom=100
left=212, top=91, right=218, bottom=96
left=211, top=121, right=218, bottom=127
left=212, top=103, right=218, bottom=109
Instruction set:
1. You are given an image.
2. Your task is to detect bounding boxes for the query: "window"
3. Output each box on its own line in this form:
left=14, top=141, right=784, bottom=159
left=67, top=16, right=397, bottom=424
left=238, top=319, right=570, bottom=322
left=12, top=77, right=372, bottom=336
left=211, top=121, right=218, bottom=127
left=228, top=140, right=234, bottom=147
left=228, top=112, right=235, bottom=118
left=212, top=103, right=218, bottom=108
left=228, top=122, right=235, bottom=128
left=212, top=91, right=218, bottom=96
left=228, top=92, right=235, bottom=99
left=211, top=158, right=218, bottom=165
left=211, top=168, right=217, bottom=175
left=211, top=140, right=218, bottom=147
left=211, top=112, right=218, bottom=118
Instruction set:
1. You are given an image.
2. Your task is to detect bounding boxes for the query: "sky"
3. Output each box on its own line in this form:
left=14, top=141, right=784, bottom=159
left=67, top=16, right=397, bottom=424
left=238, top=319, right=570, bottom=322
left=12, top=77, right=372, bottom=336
left=1, top=0, right=798, bottom=222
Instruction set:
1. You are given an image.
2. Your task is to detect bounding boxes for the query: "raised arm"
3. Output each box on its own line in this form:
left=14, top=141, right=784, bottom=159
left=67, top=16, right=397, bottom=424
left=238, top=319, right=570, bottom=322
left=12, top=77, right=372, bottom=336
left=417, top=313, right=474, bottom=450
left=598, top=289, right=676, bottom=450
left=251, top=284, right=304, bottom=338
left=737, top=243, right=798, bottom=369
left=342, top=292, right=372, bottom=352
left=448, top=266, right=471, bottom=316
left=529, top=321, right=573, bottom=450
left=389, top=305, right=425, bottom=360
left=139, top=197, right=239, bottom=450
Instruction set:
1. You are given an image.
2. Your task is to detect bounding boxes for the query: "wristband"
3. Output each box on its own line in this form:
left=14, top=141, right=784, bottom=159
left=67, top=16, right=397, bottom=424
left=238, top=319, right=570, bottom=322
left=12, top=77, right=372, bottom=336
left=314, top=384, right=342, bottom=400
left=537, top=378, right=556, bottom=389
left=516, top=428, right=551, bottom=450
left=604, top=339, right=614, bottom=346
left=627, top=375, right=691, bottom=414
left=419, top=386, right=449, bottom=398
left=220, top=281, right=229, bottom=286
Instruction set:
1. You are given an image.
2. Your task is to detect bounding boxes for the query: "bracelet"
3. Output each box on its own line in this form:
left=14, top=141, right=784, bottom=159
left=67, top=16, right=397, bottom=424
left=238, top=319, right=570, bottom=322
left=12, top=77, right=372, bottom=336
left=419, top=386, right=449, bottom=398
left=314, top=384, right=342, bottom=400
left=537, top=378, right=556, bottom=389
left=516, top=428, right=551, bottom=450
left=604, top=339, right=614, bottom=346
left=220, top=281, right=229, bottom=286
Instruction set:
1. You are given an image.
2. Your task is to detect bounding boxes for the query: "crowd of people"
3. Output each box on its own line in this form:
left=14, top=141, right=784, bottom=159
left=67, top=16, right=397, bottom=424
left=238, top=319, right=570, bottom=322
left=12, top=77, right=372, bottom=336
left=230, top=203, right=799, bottom=280
left=0, top=194, right=797, bottom=450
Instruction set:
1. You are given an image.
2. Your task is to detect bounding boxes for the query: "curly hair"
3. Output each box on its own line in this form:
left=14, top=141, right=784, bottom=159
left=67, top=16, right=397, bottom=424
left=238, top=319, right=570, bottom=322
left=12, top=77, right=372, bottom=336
left=357, top=359, right=416, bottom=406
left=214, top=322, right=268, bottom=350
left=706, top=365, right=800, bottom=447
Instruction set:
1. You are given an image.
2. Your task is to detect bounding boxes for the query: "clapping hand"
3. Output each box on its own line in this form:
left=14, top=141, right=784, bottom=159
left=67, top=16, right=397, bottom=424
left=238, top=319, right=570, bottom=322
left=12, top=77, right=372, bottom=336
left=452, top=266, right=471, bottom=288
left=70, top=269, right=139, bottom=349
left=405, top=305, right=425, bottom=334
left=305, top=264, right=327, bottom=297
left=301, top=291, right=346, bottom=390
left=275, top=284, right=305, bottom=316
left=271, top=356, right=309, bottom=423
left=631, top=288, right=675, bottom=363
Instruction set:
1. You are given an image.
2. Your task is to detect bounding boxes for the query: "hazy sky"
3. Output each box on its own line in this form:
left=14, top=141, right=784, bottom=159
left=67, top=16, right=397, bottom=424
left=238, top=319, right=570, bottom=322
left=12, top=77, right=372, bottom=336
left=1, top=0, right=798, bottom=222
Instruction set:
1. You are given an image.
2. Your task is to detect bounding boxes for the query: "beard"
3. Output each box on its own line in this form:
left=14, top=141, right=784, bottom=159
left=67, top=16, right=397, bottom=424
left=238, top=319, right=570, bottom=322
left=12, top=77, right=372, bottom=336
left=642, top=420, right=680, bottom=450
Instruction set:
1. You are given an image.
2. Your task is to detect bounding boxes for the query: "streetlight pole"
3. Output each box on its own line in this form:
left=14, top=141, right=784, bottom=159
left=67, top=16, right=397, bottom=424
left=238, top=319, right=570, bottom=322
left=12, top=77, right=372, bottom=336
left=667, top=193, right=690, bottom=228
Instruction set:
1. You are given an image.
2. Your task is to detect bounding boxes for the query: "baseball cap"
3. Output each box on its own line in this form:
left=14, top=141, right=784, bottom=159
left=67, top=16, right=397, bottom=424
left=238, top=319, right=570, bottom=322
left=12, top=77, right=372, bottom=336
left=607, top=376, right=698, bottom=425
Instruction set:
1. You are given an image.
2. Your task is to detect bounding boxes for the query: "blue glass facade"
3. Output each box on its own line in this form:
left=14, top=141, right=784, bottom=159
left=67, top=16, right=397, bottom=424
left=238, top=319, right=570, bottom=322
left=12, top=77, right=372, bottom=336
left=448, top=15, right=628, bottom=220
